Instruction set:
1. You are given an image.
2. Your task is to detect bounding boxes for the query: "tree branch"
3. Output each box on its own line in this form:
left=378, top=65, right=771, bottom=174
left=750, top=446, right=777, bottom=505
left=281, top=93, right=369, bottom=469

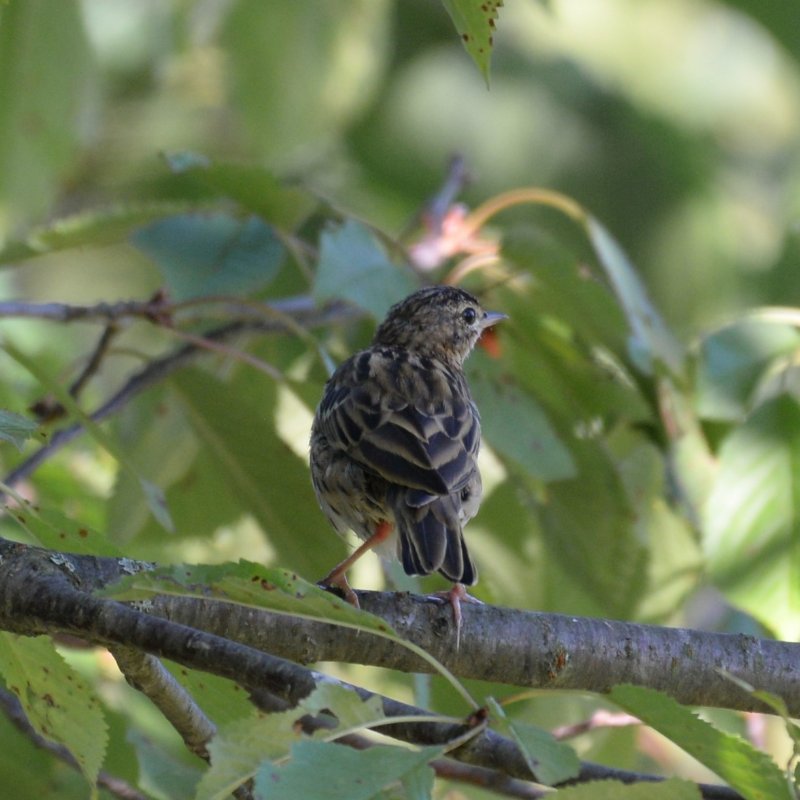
left=0, top=539, right=767, bottom=797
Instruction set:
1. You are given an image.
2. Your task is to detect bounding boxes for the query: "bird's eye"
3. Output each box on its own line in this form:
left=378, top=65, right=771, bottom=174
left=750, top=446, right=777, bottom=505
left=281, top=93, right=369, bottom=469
left=462, top=307, right=477, bottom=324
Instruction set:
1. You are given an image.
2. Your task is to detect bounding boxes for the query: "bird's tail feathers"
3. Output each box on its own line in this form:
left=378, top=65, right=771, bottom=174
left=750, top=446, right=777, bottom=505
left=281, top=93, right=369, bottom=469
left=390, top=490, right=477, bottom=586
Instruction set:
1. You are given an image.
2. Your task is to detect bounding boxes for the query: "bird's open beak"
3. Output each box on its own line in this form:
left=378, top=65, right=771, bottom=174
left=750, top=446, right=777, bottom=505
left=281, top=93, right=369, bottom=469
left=480, top=311, right=508, bottom=330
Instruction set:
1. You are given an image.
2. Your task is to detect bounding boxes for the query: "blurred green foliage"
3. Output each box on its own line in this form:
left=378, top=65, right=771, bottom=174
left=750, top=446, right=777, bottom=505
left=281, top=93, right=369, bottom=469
left=0, top=0, right=799, bottom=797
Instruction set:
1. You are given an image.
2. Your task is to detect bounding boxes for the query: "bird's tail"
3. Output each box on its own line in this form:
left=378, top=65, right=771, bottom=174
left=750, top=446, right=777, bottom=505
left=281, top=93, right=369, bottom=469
left=389, top=488, right=478, bottom=586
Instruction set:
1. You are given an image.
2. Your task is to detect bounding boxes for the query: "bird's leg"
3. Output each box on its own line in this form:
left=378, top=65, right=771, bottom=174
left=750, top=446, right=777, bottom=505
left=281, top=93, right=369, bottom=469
left=428, top=583, right=483, bottom=650
left=319, top=520, right=394, bottom=607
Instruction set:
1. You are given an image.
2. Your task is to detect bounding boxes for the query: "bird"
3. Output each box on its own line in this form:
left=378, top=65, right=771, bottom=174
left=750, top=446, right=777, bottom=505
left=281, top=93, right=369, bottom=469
left=309, top=285, right=507, bottom=630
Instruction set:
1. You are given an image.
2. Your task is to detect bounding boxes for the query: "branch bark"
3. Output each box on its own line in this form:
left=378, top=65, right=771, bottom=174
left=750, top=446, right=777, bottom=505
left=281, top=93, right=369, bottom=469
left=0, top=538, right=788, bottom=797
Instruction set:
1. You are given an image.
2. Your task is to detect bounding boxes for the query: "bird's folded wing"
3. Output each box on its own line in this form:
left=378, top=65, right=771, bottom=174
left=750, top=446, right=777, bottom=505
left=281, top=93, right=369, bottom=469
left=318, top=350, right=480, bottom=496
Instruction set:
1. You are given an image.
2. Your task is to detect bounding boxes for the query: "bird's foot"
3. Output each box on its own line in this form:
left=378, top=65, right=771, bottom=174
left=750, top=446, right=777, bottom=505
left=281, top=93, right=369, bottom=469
left=318, top=571, right=360, bottom=608
left=427, top=583, right=482, bottom=650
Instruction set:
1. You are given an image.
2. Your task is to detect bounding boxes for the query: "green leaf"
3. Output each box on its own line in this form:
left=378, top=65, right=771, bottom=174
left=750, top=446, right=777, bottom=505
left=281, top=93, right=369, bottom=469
left=0, top=491, right=120, bottom=556
left=468, top=358, right=576, bottom=482
left=0, top=711, right=92, bottom=800
left=0, top=634, right=108, bottom=788
left=703, top=393, right=800, bottom=639
left=0, top=0, right=92, bottom=237
left=487, top=697, right=580, bottom=786
left=0, top=409, right=40, bottom=450
left=585, top=217, right=685, bottom=377
left=168, top=367, right=343, bottom=576
left=0, top=202, right=191, bottom=264
left=610, top=684, right=793, bottom=800
left=695, top=320, right=800, bottom=421
left=441, top=0, right=503, bottom=85
left=537, top=441, right=649, bottom=618
left=131, top=212, right=286, bottom=301
left=554, top=778, right=702, bottom=799
left=197, top=683, right=394, bottom=800
left=165, top=662, right=253, bottom=729
left=314, top=219, right=416, bottom=319
left=164, top=155, right=317, bottom=230
left=100, top=560, right=397, bottom=637
left=128, top=729, right=202, bottom=800
left=254, top=741, right=441, bottom=800
left=198, top=712, right=303, bottom=800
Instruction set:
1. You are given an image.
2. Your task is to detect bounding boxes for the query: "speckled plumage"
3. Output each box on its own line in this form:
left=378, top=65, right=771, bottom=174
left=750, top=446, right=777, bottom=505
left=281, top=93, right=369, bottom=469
left=310, top=285, right=506, bottom=595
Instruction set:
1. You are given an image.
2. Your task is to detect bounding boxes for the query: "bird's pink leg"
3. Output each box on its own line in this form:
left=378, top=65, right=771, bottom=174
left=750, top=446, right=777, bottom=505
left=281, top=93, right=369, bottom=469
left=429, top=583, right=483, bottom=649
left=319, top=520, right=394, bottom=607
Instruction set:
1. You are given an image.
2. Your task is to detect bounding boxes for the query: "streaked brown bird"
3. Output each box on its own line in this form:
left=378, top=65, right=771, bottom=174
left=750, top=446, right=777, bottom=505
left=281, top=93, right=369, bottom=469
left=309, top=285, right=506, bottom=626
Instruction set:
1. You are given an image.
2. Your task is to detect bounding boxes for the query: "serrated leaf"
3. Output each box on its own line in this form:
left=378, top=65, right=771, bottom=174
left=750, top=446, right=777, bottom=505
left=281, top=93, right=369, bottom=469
left=298, top=683, right=385, bottom=731
left=0, top=634, right=107, bottom=787
left=441, top=0, right=503, bottom=85
left=314, top=219, right=416, bottom=319
left=695, top=320, right=800, bottom=421
left=197, top=683, right=391, bottom=800
left=131, top=212, right=286, bottom=301
left=101, top=560, right=476, bottom=707
left=554, top=778, right=702, bottom=799
left=197, top=712, right=303, bottom=800
left=0, top=710, right=90, bottom=798
left=610, top=684, right=793, bottom=800
left=0, top=409, right=40, bottom=449
left=1, top=493, right=120, bottom=556
left=703, top=393, right=800, bottom=639
left=487, top=697, right=580, bottom=785
left=254, top=740, right=441, bottom=800
left=537, top=441, right=649, bottom=618
left=100, top=560, right=397, bottom=636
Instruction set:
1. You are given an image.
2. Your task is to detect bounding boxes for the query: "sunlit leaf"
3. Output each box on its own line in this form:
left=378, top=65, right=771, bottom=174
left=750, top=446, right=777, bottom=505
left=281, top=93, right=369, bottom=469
left=197, top=683, right=401, bottom=800
left=695, top=320, right=800, bottom=421
left=0, top=634, right=107, bottom=788
left=100, top=560, right=397, bottom=636
left=703, top=393, right=800, bottom=639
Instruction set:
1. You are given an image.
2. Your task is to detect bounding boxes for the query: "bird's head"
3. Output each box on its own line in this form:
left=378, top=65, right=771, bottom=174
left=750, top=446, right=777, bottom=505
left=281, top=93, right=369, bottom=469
left=372, top=285, right=507, bottom=365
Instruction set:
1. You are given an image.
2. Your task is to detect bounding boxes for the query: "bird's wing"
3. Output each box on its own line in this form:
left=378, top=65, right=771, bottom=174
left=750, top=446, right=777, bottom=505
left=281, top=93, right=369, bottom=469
left=317, top=348, right=480, bottom=496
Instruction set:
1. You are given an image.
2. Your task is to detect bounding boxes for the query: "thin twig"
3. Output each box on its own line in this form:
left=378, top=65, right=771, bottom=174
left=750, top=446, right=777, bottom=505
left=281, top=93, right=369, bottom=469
left=1, top=297, right=362, bottom=497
